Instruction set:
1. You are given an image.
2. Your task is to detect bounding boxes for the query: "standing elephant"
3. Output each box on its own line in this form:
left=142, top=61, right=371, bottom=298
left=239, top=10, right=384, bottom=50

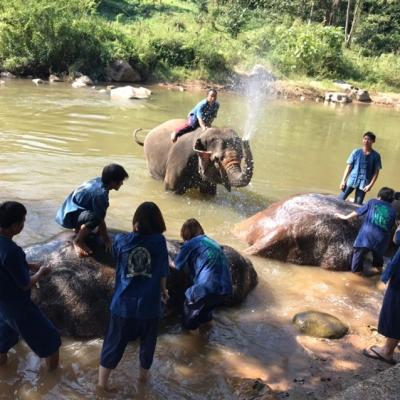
left=135, top=119, right=254, bottom=195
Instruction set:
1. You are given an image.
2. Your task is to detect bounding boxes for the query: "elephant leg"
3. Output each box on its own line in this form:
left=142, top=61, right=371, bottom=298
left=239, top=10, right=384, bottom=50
left=199, top=181, right=217, bottom=195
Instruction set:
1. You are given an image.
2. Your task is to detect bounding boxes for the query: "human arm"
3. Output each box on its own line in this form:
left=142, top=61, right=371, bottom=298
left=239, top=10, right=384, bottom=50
left=394, top=225, right=400, bottom=245
left=98, top=219, right=112, bottom=252
left=339, top=164, right=352, bottom=190
left=334, top=211, right=358, bottom=220
left=161, top=277, right=169, bottom=304
left=363, top=170, right=379, bottom=193
left=24, top=266, right=51, bottom=290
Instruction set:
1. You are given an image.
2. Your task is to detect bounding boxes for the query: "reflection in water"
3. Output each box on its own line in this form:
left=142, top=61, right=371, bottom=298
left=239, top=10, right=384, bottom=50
left=0, top=80, right=398, bottom=398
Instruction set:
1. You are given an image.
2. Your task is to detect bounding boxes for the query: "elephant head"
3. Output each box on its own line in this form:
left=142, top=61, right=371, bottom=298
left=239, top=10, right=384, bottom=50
left=193, top=127, right=254, bottom=191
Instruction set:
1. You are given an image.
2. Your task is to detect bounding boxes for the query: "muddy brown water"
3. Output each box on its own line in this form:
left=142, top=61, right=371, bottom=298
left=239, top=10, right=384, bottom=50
left=0, top=80, right=399, bottom=399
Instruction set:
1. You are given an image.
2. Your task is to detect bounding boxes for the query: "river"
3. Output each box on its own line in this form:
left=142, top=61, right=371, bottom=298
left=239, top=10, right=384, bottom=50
left=0, top=80, right=399, bottom=399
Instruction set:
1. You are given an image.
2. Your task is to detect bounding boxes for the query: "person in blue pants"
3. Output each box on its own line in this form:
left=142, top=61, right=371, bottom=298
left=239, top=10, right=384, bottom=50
left=173, top=218, right=232, bottom=330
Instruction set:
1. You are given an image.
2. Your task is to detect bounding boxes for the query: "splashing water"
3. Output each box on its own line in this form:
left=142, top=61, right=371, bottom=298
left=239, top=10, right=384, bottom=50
left=241, top=65, right=275, bottom=141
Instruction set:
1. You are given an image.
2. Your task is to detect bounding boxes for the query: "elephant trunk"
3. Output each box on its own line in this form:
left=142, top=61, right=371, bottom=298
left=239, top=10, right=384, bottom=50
left=223, top=140, right=254, bottom=188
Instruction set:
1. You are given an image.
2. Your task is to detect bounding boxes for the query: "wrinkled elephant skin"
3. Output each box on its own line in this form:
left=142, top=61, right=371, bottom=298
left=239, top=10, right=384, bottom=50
left=233, top=194, right=362, bottom=270
left=139, top=119, right=253, bottom=194
left=25, top=230, right=258, bottom=337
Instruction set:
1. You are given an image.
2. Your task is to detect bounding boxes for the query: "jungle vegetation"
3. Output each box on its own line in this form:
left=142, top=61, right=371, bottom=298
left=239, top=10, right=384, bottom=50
left=0, top=0, right=399, bottom=89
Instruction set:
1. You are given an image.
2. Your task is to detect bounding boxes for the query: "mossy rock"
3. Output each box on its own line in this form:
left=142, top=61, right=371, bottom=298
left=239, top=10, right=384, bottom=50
left=292, top=310, right=348, bottom=339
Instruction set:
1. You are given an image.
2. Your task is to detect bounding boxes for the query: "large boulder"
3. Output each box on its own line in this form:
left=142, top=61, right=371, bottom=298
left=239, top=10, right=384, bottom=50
left=233, top=194, right=361, bottom=270
left=72, top=75, right=93, bottom=88
left=25, top=230, right=257, bottom=337
left=325, top=92, right=352, bottom=103
left=292, top=311, right=349, bottom=339
left=110, top=85, right=151, bottom=100
left=105, top=60, right=141, bottom=82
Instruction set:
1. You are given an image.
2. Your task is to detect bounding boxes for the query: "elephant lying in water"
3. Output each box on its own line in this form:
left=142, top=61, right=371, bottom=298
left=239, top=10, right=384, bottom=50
left=25, top=230, right=258, bottom=337
left=233, top=193, right=363, bottom=270
left=135, top=119, right=254, bottom=194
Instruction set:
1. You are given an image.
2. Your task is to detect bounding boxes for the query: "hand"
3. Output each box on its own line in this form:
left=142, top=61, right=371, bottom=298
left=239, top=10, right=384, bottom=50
left=335, top=213, right=346, bottom=219
left=161, top=289, right=169, bottom=304
left=339, top=182, right=346, bottom=190
left=363, top=184, right=372, bottom=192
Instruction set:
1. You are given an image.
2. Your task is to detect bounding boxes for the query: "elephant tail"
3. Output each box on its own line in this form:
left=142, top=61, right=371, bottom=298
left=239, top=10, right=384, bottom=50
left=133, top=128, right=149, bottom=146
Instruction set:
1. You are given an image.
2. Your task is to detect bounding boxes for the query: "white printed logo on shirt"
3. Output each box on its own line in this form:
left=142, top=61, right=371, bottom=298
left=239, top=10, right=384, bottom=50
left=127, top=246, right=152, bottom=278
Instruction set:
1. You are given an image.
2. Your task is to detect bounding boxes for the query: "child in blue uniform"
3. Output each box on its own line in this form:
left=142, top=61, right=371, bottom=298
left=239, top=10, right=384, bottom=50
left=335, top=187, right=396, bottom=273
left=363, top=225, right=400, bottom=365
left=0, top=201, right=61, bottom=370
left=338, top=131, right=382, bottom=205
left=56, top=163, right=129, bottom=257
left=98, top=202, right=169, bottom=390
left=171, top=89, right=219, bottom=143
left=173, top=218, right=232, bottom=330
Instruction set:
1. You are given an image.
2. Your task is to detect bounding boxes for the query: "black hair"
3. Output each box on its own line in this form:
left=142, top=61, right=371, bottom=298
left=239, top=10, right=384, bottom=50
left=180, top=218, right=205, bottom=241
left=363, top=131, right=376, bottom=142
left=208, top=88, right=217, bottom=96
left=101, top=164, right=129, bottom=185
left=0, top=201, right=27, bottom=228
left=378, top=187, right=395, bottom=203
left=132, top=202, right=166, bottom=235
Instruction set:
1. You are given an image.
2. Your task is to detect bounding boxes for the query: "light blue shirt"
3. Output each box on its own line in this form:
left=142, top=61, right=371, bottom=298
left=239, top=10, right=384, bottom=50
left=55, top=177, right=109, bottom=229
left=346, top=148, right=382, bottom=189
left=189, top=99, right=219, bottom=126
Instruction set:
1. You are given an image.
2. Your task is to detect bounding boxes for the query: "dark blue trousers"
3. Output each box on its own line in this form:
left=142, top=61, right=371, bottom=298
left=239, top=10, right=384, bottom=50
left=100, top=314, right=159, bottom=370
left=351, top=247, right=383, bottom=272
left=339, top=185, right=366, bottom=205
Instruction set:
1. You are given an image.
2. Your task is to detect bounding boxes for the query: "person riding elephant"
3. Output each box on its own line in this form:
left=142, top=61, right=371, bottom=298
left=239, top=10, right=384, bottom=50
left=135, top=119, right=253, bottom=195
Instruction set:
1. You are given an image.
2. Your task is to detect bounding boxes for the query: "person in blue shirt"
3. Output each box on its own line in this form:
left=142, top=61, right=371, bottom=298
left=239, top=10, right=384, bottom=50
left=56, top=163, right=129, bottom=258
left=173, top=218, right=233, bottom=331
left=363, top=225, right=400, bottom=365
left=98, top=202, right=169, bottom=391
left=171, top=89, right=219, bottom=143
left=0, top=201, right=61, bottom=370
left=335, top=187, right=396, bottom=274
left=338, top=131, right=382, bottom=205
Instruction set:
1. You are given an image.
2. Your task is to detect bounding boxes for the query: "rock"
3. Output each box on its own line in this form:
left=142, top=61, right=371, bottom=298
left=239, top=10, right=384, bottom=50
left=0, top=71, right=15, bottom=79
left=227, top=377, right=278, bottom=400
left=232, top=194, right=361, bottom=270
left=351, top=89, right=372, bottom=103
left=0, top=80, right=5, bottom=85
left=105, top=60, right=141, bottom=82
left=25, top=230, right=257, bottom=337
left=32, top=78, right=45, bottom=85
left=110, top=85, right=151, bottom=100
left=292, top=311, right=349, bottom=339
left=72, top=75, right=93, bottom=88
left=325, top=92, right=352, bottom=103
left=49, top=74, right=63, bottom=83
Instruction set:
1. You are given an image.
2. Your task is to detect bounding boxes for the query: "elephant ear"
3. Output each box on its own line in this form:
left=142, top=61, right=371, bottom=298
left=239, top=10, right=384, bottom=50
left=193, top=138, right=212, bottom=160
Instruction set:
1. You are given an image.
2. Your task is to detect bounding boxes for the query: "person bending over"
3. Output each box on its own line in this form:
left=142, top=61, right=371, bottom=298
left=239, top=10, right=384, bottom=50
left=363, top=224, right=400, bottom=365
left=335, top=187, right=396, bottom=274
left=173, top=218, right=232, bottom=331
left=56, top=163, right=129, bottom=257
left=338, top=131, right=382, bottom=205
left=0, top=201, right=61, bottom=370
left=171, top=89, right=219, bottom=143
left=98, top=202, right=169, bottom=391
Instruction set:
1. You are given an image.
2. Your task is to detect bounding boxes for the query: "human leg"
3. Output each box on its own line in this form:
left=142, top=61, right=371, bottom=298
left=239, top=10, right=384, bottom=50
left=363, top=339, right=398, bottom=364
left=0, top=313, right=21, bottom=366
left=98, top=315, right=132, bottom=389
left=351, top=247, right=368, bottom=273
left=138, top=319, right=159, bottom=382
left=372, top=251, right=384, bottom=271
left=354, top=188, right=366, bottom=205
left=74, top=211, right=100, bottom=257
left=182, top=298, right=206, bottom=331
left=338, top=185, right=354, bottom=201
left=171, top=116, right=199, bottom=142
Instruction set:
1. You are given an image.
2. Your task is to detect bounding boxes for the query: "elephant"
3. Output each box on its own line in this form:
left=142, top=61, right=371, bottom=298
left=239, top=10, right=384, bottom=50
left=134, top=119, right=254, bottom=195
left=25, top=230, right=258, bottom=337
left=233, top=193, right=363, bottom=270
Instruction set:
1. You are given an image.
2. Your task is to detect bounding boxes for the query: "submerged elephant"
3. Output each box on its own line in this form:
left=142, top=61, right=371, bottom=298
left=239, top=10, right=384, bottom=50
left=25, top=230, right=258, bottom=337
left=233, top=193, right=363, bottom=270
left=134, top=119, right=254, bottom=194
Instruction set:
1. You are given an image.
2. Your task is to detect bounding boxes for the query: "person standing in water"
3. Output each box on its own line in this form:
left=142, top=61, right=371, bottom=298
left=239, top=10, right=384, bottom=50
left=338, top=131, right=382, bottom=205
left=171, top=89, right=219, bottom=143
left=56, top=164, right=129, bottom=257
left=98, top=202, right=169, bottom=390
left=0, top=201, right=61, bottom=371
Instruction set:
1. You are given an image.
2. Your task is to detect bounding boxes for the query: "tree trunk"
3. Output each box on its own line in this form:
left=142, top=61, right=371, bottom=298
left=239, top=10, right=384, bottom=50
left=344, top=0, right=351, bottom=42
left=345, top=0, right=363, bottom=48
left=327, top=0, right=341, bottom=25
